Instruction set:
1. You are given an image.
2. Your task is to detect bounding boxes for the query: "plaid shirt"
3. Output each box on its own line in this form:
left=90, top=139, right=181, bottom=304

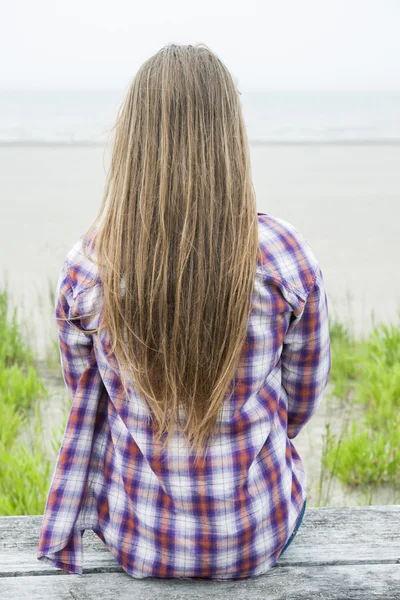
left=37, top=212, right=331, bottom=580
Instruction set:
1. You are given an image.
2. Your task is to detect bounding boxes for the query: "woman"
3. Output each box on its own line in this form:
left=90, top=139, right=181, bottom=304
left=37, top=43, right=331, bottom=581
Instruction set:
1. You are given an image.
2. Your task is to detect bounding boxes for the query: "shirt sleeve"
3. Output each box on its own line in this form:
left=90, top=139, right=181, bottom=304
left=37, top=257, right=103, bottom=575
left=281, top=263, right=332, bottom=439
left=55, top=258, right=94, bottom=401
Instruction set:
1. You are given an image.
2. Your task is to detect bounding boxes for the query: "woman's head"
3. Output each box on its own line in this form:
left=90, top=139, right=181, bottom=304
left=79, top=43, right=261, bottom=463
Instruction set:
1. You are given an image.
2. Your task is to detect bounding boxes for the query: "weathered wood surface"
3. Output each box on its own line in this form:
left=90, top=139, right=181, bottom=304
left=0, top=505, right=399, bottom=599
left=1, top=566, right=400, bottom=600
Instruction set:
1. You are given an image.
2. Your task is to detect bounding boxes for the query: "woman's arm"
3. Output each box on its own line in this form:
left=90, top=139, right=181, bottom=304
left=281, top=264, right=332, bottom=439
left=55, top=259, right=95, bottom=400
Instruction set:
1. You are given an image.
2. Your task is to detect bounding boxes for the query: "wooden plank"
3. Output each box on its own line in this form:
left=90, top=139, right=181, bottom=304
left=0, top=565, right=399, bottom=600
left=1, top=506, right=399, bottom=576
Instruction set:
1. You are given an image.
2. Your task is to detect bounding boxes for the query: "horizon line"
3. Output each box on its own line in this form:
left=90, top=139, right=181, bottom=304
left=1, top=139, right=400, bottom=148
left=1, top=87, right=400, bottom=94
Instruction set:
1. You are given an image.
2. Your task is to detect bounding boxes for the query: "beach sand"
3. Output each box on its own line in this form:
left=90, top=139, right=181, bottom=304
left=1, top=142, right=399, bottom=357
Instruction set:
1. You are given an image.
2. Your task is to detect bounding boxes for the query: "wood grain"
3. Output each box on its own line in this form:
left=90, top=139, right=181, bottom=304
left=0, top=505, right=399, bottom=598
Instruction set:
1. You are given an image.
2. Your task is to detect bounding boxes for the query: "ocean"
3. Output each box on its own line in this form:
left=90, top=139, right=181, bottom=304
left=1, top=89, right=400, bottom=144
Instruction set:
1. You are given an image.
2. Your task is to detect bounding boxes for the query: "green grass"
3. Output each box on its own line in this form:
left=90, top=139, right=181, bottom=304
left=322, top=312, right=400, bottom=491
left=0, top=283, right=34, bottom=368
left=0, top=284, right=46, bottom=432
left=0, top=281, right=65, bottom=516
left=327, top=316, right=367, bottom=401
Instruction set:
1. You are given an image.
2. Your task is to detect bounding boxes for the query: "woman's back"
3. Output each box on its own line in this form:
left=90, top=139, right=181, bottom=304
left=37, top=211, right=331, bottom=580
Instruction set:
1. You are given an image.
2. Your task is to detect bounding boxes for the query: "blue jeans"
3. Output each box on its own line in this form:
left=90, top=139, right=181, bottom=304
left=279, top=498, right=306, bottom=555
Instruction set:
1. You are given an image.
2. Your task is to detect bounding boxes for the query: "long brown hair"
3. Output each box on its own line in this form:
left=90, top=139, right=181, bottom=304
left=63, top=43, right=261, bottom=463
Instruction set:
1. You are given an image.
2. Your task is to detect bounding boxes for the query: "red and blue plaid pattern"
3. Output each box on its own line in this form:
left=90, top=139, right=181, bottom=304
left=37, top=212, right=331, bottom=580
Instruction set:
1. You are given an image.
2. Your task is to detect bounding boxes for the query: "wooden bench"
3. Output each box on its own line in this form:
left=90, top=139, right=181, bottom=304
left=0, top=505, right=399, bottom=599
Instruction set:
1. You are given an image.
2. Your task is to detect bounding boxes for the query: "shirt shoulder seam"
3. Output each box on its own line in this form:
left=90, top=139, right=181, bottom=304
left=257, top=213, right=320, bottom=301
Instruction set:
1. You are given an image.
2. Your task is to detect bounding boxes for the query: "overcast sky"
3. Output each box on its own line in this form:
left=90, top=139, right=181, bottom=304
left=1, top=0, right=399, bottom=91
